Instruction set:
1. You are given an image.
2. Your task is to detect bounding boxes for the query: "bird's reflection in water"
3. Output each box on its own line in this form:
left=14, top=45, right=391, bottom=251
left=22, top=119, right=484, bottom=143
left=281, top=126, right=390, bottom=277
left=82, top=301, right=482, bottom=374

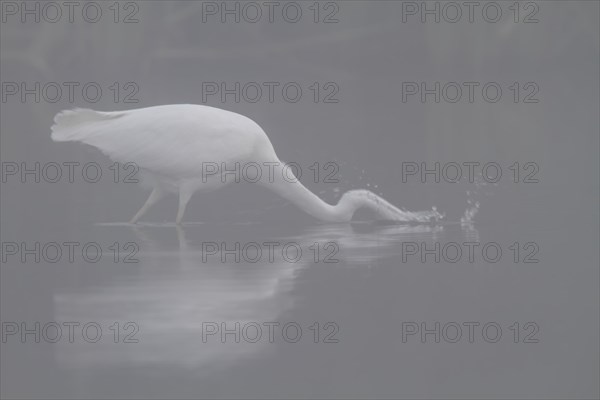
left=54, top=222, right=476, bottom=372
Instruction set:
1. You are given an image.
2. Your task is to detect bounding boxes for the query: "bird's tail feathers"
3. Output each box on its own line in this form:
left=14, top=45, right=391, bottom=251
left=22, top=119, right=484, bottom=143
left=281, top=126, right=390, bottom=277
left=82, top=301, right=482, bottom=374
left=51, top=108, right=124, bottom=142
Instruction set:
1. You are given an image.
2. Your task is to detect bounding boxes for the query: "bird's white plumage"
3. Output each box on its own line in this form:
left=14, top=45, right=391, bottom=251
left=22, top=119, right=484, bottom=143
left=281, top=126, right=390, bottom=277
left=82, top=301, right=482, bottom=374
left=51, top=104, right=443, bottom=223
left=52, top=104, right=276, bottom=180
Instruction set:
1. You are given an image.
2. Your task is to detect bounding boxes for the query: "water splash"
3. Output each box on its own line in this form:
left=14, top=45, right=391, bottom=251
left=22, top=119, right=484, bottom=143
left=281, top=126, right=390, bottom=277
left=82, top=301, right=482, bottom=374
left=460, top=175, right=491, bottom=225
left=461, top=197, right=480, bottom=225
left=394, top=205, right=445, bottom=223
left=330, top=162, right=445, bottom=224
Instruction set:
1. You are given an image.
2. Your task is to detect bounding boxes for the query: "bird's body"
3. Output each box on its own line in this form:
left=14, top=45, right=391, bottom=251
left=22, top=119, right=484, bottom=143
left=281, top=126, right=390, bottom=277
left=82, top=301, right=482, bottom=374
left=52, top=105, right=275, bottom=193
left=51, top=104, right=442, bottom=224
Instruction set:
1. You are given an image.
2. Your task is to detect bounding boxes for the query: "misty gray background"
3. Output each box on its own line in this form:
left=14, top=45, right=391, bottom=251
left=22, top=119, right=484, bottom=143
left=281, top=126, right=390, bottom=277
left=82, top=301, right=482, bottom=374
left=1, top=1, right=599, bottom=399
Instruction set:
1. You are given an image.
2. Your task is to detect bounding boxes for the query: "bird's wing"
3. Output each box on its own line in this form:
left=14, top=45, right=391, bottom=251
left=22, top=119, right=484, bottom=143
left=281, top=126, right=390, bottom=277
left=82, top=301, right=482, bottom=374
left=51, top=105, right=263, bottom=178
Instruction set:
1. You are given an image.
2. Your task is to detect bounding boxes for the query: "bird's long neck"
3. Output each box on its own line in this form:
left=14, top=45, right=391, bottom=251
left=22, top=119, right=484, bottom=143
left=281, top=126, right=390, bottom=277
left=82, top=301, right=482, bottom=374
left=261, top=160, right=439, bottom=223
left=262, top=162, right=444, bottom=223
left=261, top=161, right=353, bottom=222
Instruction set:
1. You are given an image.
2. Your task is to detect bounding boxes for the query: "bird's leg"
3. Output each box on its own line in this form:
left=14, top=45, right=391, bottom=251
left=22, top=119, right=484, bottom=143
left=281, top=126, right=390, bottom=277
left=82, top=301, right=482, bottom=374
left=176, top=188, right=194, bottom=225
left=129, top=188, right=164, bottom=224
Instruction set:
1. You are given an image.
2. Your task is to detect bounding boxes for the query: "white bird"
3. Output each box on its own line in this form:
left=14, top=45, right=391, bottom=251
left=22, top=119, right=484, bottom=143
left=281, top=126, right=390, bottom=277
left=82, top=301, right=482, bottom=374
left=51, top=104, right=441, bottom=224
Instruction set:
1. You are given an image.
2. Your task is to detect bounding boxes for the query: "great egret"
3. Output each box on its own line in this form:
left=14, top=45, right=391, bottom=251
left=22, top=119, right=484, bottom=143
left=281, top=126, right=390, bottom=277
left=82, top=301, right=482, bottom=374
left=51, top=104, right=441, bottom=224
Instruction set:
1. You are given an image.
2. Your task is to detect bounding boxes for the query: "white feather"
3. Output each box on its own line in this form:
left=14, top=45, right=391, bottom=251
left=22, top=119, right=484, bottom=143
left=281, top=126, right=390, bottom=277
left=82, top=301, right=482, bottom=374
left=51, top=104, right=275, bottom=180
left=51, top=104, right=443, bottom=224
